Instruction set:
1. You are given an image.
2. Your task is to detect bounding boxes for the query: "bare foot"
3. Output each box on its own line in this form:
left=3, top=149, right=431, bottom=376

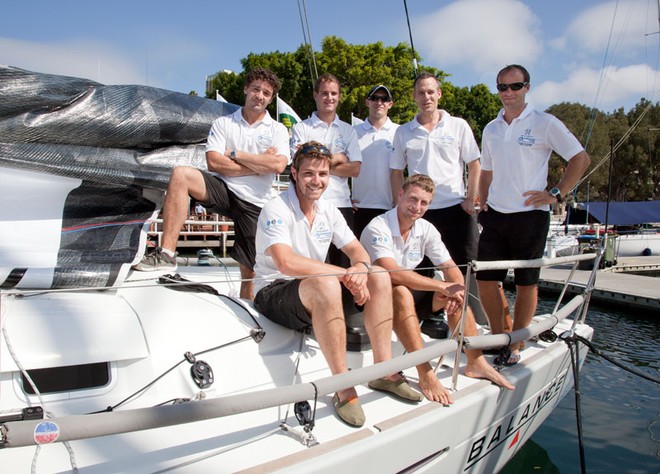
left=465, top=355, right=515, bottom=390
left=418, top=364, right=454, bottom=405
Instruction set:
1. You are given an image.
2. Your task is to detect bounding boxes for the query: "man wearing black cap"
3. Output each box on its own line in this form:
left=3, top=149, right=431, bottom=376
left=351, top=85, right=398, bottom=238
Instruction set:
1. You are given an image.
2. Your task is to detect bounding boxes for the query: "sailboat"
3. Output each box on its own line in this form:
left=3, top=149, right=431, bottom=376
left=0, top=66, right=599, bottom=472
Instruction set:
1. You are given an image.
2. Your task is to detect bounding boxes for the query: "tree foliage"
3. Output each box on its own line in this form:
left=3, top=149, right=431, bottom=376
left=548, top=99, right=659, bottom=202
left=206, top=36, right=659, bottom=202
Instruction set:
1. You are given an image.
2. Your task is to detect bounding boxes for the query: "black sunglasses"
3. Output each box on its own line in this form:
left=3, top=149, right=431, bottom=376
left=297, top=143, right=331, bottom=158
left=369, top=95, right=390, bottom=103
left=496, top=82, right=528, bottom=92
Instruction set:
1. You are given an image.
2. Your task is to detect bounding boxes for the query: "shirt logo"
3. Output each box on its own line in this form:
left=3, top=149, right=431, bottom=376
left=314, top=221, right=332, bottom=243
left=333, top=137, right=348, bottom=153
left=265, top=218, right=284, bottom=227
left=517, top=129, right=535, bottom=147
left=435, top=134, right=455, bottom=145
left=256, top=134, right=272, bottom=147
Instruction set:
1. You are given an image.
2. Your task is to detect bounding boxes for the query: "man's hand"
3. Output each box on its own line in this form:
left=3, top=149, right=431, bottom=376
left=523, top=190, right=556, bottom=208
left=341, top=265, right=370, bottom=306
left=437, top=283, right=465, bottom=315
left=460, top=199, right=476, bottom=215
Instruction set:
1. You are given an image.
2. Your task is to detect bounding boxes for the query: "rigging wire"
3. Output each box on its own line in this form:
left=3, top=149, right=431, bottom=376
left=403, top=0, right=419, bottom=76
left=297, top=0, right=318, bottom=85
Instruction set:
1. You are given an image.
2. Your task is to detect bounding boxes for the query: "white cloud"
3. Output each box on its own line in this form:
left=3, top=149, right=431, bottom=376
left=558, top=0, right=652, bottom=56
left=415, top=0, right=542, bottom=75
left=0, top=37, right=145, bottom=85
left=530, top=64, right=659, bottom=110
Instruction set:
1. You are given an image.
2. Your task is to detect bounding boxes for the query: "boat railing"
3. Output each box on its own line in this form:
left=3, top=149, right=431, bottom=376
left=0, top=253, right=600, bottom=449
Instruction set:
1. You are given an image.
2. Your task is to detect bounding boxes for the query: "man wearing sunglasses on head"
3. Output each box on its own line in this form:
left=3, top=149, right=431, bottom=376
left=253, top=141, right=421, bottom=428
left=351, top=85, right=399, bottom=239
left=477, top=64, right=591, bottom=365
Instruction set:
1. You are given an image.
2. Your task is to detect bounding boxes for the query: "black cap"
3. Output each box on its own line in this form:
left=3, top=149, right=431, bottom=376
left=367, top=85, right=392, bottom=100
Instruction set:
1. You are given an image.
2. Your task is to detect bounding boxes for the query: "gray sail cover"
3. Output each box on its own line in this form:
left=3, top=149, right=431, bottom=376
left=0, top=65, right=239, bottom=289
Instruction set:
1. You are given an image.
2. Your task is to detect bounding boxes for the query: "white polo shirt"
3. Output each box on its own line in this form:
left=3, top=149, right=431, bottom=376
left=291, top=112, right=362, bottom=208
left=390, top=110, right=480, bottom=210
left=352, top=117, right=398, bottom=209
left=481, top=105, right=584, bottom=213
left=206, top=108, right=291, bottom=207
left=254, top=185, right=357, bottom=293
left=360, top=208, right=451, bottom=270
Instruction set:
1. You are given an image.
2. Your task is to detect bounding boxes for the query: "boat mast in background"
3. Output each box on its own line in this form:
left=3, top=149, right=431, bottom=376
left=297, top=0, right=318, bottom=86
left=402, top=0, right=418, bottom=77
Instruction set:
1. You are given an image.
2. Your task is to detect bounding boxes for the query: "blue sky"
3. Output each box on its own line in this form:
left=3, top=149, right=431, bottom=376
left=2, top=0, right=658, bottom=112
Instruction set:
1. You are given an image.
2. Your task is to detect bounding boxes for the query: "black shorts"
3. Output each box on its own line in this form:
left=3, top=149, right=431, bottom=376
left=255, top=278, right=358, bottom=331
left=476, top=208, right=550, bottom=286
left=353, top=208, right=388, bottom=240
left=410, top=289, right=436, bottom=320
left=200, top=172, right=260, bottom=269
left=408, top=261, right=436, bottom=320
left=254, top=279, right=310, bottom=330
left=424, top=204, right=479, bottom=271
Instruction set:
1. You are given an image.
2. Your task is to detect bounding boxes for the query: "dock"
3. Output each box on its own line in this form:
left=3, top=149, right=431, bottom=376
left=534, top=256, right=660, bottom=313
left=146, top=215, right=235, bottom=257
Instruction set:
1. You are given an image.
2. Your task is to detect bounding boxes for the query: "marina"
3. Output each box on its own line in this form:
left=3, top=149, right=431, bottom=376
left=532, top=257, right=660, bottom=313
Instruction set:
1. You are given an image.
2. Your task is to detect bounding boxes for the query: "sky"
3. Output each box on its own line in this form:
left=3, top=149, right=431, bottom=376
left=2, top=0, right=659, bottom=113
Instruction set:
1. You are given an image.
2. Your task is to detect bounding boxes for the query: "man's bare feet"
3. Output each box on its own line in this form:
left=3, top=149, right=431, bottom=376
left=418, top=363, right=454, bottom=405
left=465, top=355, right=515, bottom=390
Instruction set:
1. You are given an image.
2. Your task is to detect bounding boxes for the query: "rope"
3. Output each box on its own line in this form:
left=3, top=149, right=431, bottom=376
left=574, top=334, right=660, bottom=384
left=563, top=334, right=587, bottom=474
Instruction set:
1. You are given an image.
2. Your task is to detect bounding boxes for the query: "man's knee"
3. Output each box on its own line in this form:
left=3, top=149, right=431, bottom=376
left=300, top=275, right=342, bottom=304
left=367, top=266, right=391, bottom=294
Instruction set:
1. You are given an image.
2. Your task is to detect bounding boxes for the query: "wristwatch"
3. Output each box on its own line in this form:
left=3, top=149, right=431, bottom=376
left=229, top=150, right=236, bottom=161
left=549, top=187, right=563, bottom=203
left=358, top=261, right=373, bottom=273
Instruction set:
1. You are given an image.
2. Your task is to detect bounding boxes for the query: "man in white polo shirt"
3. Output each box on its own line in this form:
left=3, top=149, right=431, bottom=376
left=291, top=73, right=362, bottom=267
left=134, top=67, right=290, bottom=300
left=351, top=84, right=398, bottom=238
left=361, top=174, right=514, bottom=403
left=478, top=64, right=590, bottom=364
left=390, top=72, right=481, bottom=272
left=254, top=141, right=421, bottom=428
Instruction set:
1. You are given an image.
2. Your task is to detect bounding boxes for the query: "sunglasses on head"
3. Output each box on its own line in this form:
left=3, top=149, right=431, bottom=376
left=369, top=95, right=390, bottom=103
left=496, top=82, right=528, bottom=92
left=297, top=143, right=331, bottom=158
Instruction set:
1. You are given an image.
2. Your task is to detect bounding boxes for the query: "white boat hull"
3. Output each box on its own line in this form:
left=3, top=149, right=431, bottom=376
left=0, top=267, right=592, bottom=473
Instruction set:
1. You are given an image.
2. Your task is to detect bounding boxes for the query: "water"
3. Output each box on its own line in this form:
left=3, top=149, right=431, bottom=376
left=501, top=297, right=659, bottom=474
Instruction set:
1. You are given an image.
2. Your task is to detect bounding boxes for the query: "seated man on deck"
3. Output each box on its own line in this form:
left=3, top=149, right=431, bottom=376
left=133, top=67, right=291, bottom=300
left=253, top=141, right=422, bottom=428
left=360, top=175, right=514, bottom=404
